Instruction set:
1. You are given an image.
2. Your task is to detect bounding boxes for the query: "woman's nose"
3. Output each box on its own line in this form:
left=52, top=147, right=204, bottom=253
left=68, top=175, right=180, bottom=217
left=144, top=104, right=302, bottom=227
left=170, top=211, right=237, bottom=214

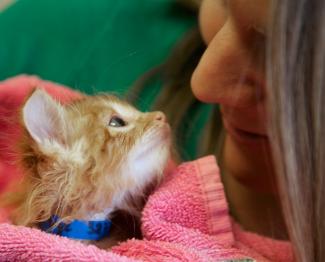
left=191, top=20, right=264, bottom=108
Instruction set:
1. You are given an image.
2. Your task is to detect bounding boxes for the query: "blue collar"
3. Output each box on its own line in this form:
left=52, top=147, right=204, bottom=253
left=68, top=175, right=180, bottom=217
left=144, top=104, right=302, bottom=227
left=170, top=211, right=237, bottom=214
left=39, top=215, right=112, bottom=241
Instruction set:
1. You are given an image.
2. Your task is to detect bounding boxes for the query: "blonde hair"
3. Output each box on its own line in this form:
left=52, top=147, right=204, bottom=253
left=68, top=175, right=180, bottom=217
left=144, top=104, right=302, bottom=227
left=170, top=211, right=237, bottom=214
left=267, top=0, right=325, bottom=260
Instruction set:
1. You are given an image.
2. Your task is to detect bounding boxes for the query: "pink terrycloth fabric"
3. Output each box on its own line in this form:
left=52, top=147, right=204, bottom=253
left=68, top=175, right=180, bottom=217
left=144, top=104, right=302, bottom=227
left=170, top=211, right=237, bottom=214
left=120, top=156, right=293, bottom=262
left=0, top=76, right=294, bottom=261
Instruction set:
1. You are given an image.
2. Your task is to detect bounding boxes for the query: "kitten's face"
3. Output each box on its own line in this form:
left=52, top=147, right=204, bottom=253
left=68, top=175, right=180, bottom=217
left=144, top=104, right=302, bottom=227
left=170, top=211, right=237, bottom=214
left=20, top=90, right=170, bottom=224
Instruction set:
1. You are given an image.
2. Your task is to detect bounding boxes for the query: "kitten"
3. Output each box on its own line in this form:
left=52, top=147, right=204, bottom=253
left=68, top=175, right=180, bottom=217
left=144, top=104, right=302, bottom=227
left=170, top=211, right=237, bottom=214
left=5, top=89, right=171, bottom=248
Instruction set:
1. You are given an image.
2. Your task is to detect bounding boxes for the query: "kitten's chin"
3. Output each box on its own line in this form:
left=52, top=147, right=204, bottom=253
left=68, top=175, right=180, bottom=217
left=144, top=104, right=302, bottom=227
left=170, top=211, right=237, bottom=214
left=131, top=140, right=170, bottom=175
left=136, top=138, right=170, bottom=161
left=125, top=130, right=171, bottom=185
left=129, top=123, right=169, bottom=159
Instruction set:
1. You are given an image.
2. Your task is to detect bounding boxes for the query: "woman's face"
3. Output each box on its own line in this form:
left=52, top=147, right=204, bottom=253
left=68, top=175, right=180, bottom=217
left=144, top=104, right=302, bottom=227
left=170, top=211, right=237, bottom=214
left=192, top=0, right=270, bottom=138
left=192, top=0, right=274, bottom=191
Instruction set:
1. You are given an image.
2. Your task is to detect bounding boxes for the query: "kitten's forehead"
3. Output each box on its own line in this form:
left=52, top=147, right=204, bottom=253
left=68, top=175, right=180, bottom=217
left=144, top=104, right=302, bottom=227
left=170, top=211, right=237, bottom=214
left=90, top=94, right=138, bottom=115
left=109, top=102, right=139, bottom=118
left=70, top=95, right=139, bottom=117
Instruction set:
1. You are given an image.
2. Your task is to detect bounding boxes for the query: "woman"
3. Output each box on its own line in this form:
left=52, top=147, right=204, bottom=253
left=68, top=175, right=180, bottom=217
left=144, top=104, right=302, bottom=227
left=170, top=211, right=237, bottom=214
left=193, top=0, right=324, bottom=260
left=137, top=0, right=323, bottom=260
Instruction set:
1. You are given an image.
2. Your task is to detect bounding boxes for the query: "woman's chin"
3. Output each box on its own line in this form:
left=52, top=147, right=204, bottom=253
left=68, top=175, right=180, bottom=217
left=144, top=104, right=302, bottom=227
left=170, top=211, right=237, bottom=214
left=222, top=130, right=277, bottom=194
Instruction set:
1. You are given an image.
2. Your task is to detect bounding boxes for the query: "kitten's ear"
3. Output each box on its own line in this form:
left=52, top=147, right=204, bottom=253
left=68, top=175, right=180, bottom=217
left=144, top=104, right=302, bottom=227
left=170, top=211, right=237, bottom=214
left=22, top=89, right=66, bottom=144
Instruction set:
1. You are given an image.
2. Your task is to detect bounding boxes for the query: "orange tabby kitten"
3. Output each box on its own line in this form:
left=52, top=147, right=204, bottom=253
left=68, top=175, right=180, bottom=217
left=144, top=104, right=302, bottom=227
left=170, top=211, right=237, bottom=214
left=5, top=89, right=171, bottom=248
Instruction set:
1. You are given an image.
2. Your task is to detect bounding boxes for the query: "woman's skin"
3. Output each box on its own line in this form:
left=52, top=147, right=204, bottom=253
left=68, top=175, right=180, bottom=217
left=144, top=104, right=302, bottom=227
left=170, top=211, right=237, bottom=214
left=191, top=0, right=288, bottom=239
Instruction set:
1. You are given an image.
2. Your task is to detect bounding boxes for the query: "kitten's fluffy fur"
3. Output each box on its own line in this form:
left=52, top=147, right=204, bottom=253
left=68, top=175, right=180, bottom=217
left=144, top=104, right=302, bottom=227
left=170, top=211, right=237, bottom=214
left=6, top=89, right=170, bottom=247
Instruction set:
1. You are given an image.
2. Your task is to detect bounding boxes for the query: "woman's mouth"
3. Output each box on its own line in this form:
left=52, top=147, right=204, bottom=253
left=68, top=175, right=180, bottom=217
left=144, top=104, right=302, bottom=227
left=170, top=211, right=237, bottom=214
left=223, top=119, right=268, bottom=144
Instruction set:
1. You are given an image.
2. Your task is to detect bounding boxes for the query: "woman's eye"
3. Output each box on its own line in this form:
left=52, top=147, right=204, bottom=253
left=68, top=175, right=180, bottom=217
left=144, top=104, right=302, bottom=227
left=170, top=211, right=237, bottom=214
left=108, top=116, right=127, bottom=127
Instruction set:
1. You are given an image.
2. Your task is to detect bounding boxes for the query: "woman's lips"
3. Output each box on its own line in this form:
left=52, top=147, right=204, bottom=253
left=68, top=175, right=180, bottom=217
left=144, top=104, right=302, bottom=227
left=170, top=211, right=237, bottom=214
left=223, top=119, right=268, bottom=144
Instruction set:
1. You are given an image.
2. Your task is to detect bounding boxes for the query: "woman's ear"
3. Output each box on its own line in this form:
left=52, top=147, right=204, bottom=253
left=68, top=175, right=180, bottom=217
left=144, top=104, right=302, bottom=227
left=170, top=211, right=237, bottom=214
left=22, top=89, right=66, bottom=145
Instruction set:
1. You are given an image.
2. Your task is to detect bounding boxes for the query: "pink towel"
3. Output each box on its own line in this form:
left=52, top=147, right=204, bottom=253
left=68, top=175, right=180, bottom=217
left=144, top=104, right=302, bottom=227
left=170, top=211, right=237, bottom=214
left=0, top=76, right=293, bottom=261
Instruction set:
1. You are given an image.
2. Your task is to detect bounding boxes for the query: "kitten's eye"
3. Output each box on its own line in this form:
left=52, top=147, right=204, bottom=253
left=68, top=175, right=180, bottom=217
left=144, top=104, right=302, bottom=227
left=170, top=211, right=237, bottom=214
left=108, top=116, right=127, bottom=127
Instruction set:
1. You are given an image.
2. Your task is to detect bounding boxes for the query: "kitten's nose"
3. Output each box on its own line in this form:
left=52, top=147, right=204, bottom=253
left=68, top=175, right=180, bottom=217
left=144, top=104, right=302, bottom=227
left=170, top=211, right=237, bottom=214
left=154, top=111, right=167, bottom=122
